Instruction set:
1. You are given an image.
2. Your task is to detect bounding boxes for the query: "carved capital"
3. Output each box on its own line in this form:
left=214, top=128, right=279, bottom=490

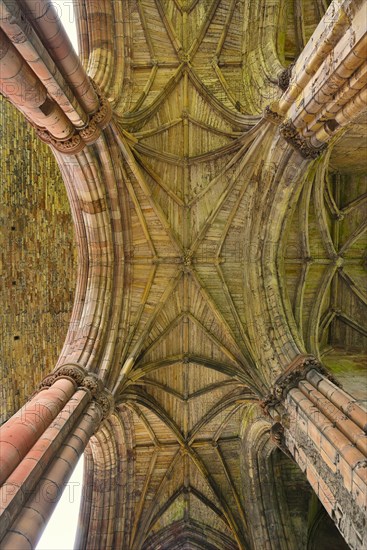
left=36, top=128, right=85, bottom=155
left=263, top=105, right=283, bottom=125
left=82, top=80, right=112, bottom=138
left=261, top=355, right=340, bottom=414
left=35, top=79, right=112, bottom=154
left=95, top=390, right=115, bottom=418
left=53, top=363, right=86, bottom=386
left=39, top=364, right=114, bottom=419
left=91, top=95, right=112, bottom=130
left=279, top=120, right=327, bottom=159
left=82, top=375, right=103, bottom=397
left=79, top=120, right=100, bottom=144
left=38, top=374, right=57, bottom=389
left=277, top=60, right=296, bottom=91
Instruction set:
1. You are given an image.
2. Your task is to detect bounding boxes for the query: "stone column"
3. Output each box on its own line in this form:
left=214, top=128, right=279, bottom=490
left=0, top=28, right=74, bottom=140
left=262, top=355, right=367, bottom=550
left=0, top=0, right=89, bottom=128
left=0, top=377, right=76, bottom=486
left=267, top=0, right=367, bottom=158
left=0, top=1, right=112, bottom=154
left=0, top=365, right=114, bottom=549
left=19, top=0, right=100, bottom=115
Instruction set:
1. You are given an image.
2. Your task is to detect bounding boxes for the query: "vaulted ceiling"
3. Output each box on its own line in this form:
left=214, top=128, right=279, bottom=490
left=1, top=0, right=366, bottom=548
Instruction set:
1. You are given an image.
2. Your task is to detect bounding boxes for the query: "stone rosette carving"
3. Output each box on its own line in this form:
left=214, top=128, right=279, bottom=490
left=39, top=364, right=114, bottom=419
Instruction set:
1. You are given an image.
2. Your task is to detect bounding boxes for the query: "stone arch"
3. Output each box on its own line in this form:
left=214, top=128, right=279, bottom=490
left=307, top=495, right=350, bottom=550
left=75, top=408, right=135, bottom=550
left=241, top=404, right=312, bottom=550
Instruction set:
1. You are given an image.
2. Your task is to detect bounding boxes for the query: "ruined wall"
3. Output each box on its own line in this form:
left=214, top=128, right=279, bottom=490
left=0, top=96, right=76, bottom=422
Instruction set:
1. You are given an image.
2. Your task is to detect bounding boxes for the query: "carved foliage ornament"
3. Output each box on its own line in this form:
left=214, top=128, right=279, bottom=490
left=39, top=364, right=114, bottom=419
left=36, top=79, right=112, bottom=154
left=36, top=128, right=85, bottom=154
left=279, top=120, right=327, bottom=159
left=260, top=356, right=340, bottom=414
left=263, top=105, right=283, bottom=125
left=277, top=60, right=296, bottom=92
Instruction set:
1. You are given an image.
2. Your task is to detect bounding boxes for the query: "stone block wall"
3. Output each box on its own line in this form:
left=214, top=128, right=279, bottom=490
left=0, top=96, right=76, bottom=422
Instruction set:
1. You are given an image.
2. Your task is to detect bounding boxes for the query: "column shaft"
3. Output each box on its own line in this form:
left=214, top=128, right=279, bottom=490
left=0, top=0, right=88, bottom=127
left=20, top=0, right=99, bottom=114
left=1, top=402, right=102, bottom=550
left=0, top=378, right=76, bottom=485
left=306, top=369, right=367, bottom=430
left=0, top=389, right=90, bottom=541
left=266, top=358, right=367, bottom=550
left=0, top=365, right=113, bottom=548
left=0, top=28, right=74, bottom=139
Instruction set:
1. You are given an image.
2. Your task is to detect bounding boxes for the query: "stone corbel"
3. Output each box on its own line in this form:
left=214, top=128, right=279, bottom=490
left=270, top=421, right=294, bottom=460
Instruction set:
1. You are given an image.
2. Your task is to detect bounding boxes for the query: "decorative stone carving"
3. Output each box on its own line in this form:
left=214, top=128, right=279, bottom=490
left=55, top=364, right=86, bottom=385
left=39, top=364, right=114, bottom=419
left=270, top=421, right=294, bottom=459
left=277, top=60, right=296, bottom=91
left=38, top=374, right=57, bottom=389
left=279, top=120, right=327, bottom=159
left=260, top=393, right=280, bottom=415
left=95, top=390, right=115, bottom=418
left=35, top=79, right=112, bottom=154
left=83, top=375, right=103, bottom=397
left=270, top=421, right=284, bottom=445
left=90, top=80, right=112, bottom=126
left=178, top=50, right=191, bottom=64
left=263, top=105, right=283, bottom=125
left=79, top=120, right=100, bottom=144
left=36, top=127, right=85, bottom=154
left=183, top=249, right=192, bottom=266
left=261, top=355, right=341, bottom=414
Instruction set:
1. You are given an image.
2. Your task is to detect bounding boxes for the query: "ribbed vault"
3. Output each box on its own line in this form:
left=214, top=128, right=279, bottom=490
left=282, top=123, right=367, bottom=401
left=74, top=3, right=306, bottom=546
left=69, top=1, right=365, bottom=548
